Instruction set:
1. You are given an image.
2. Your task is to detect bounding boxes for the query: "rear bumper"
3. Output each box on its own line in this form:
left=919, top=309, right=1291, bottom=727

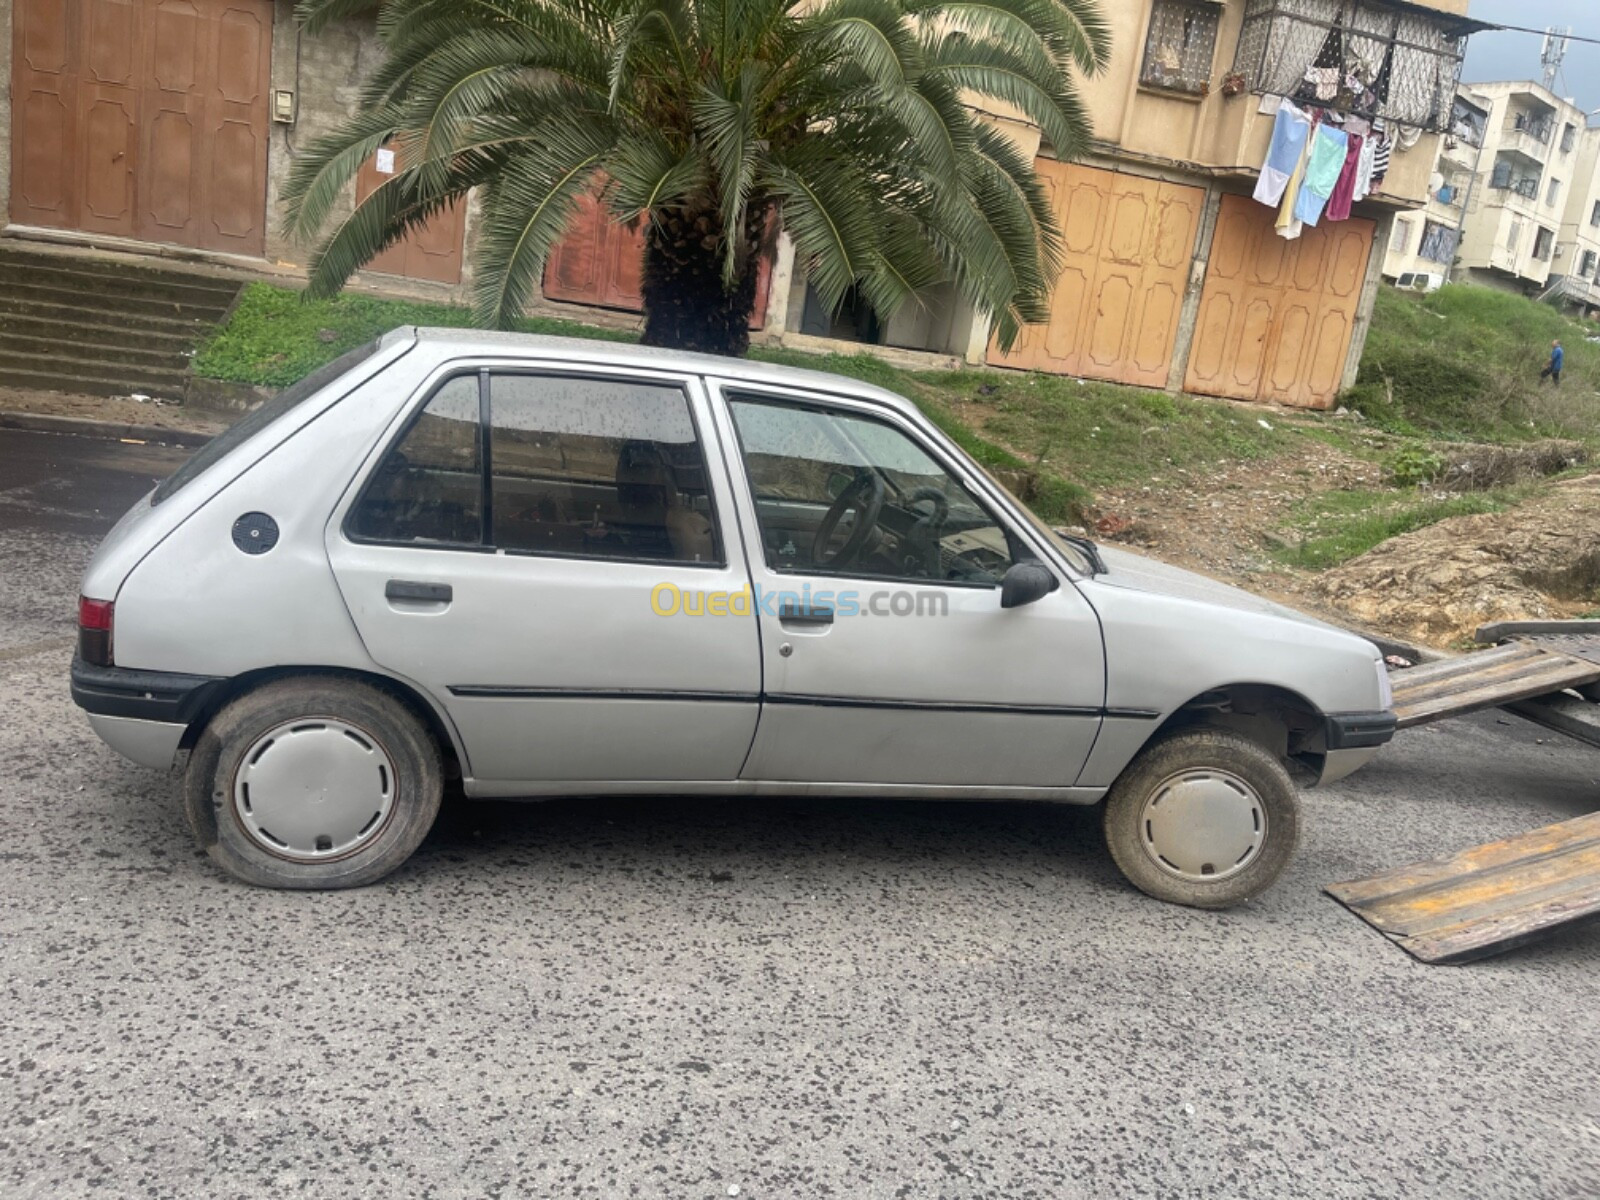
left=71, top=655, right=222, bottom=770
left=70, top=654, right=222, bottom=724
left=1326, top=711, right=1398, bottom=751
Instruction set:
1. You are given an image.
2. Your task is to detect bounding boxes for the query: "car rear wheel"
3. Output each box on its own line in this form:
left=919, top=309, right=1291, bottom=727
left=182, top=677, right=443, bottom=889
left=1102, top=727, right=1299, bottom=909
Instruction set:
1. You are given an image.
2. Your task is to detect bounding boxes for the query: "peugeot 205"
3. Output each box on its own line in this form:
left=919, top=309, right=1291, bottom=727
left=70, top=330, right=1396, bottom=906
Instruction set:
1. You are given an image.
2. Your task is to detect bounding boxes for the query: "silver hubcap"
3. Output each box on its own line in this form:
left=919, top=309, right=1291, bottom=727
left=1138, top=768, right=1267, bottom=883
left=232, top=718, right=396, bottom=862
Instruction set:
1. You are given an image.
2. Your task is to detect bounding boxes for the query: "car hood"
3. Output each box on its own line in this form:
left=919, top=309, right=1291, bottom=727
left=1084, top=542, right=1342, bottom=632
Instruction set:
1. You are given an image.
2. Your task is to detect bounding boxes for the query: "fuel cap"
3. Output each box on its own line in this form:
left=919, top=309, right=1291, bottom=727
left=231, top=512, right=279, bottom=555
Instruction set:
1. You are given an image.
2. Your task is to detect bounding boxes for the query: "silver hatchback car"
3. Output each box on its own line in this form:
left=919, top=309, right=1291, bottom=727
left=71, top=329, right=1395, bottom=905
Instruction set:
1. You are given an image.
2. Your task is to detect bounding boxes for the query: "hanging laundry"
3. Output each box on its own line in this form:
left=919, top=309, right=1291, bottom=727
left=1352, top=133, right=1377, bottom=202
left=1277, top=129, right=1312, bottom=242
left=1370, top=121, right=1392, bottom=189
left=1254, top=99, right=1312, bottom=207
left=1293, top=124, right=1350, bottom=227
left=1325, top=133, right=1364, bottom=221
left=1436, top=183, right=1455, bottom=204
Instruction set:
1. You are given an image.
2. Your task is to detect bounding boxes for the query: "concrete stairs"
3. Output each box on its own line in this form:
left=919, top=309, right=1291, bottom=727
left=0, top=241, right=243, bottom=401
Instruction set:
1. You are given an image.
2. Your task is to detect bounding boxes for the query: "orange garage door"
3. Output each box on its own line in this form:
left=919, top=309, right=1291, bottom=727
left=989, top=161, right=1204, bottom=387
left=11, top=0, right=274, bottom=256
left=1184, top=194, right=1374, bottom=409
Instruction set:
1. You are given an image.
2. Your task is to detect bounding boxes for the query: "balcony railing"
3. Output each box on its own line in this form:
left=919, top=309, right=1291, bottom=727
left=1489, top=173, right=1541, bottom=201
left=1508, top=111, right=1554, bottom=144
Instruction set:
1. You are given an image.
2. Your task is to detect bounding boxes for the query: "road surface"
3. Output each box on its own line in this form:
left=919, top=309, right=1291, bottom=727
left=1, top=427, right=1597, bottom=1199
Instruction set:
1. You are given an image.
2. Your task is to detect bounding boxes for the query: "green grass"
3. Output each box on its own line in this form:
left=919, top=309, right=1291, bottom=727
left=193, top=282, right=636, bottom=388
left=1273, top=487, right=1518, bottom=569
left=1348, top=285, right=1598, bottom=443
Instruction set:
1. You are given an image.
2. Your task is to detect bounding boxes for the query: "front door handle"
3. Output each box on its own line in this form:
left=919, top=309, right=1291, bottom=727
left=385, top=579, right=453, bottom=604
left=778, top=601, right=833, bottom=625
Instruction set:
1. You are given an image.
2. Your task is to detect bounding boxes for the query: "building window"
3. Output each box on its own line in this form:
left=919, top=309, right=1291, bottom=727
left=1547, top=178, right=1562, bottom=207
left=1533, top=227, right=1555, bottom=262
left=1418, top=221, right=1457, bottom=265
left=1507, top=219, right=1522, bottom=257
left=1390, top=217, right=1414, bottom=253
left=1140, top=0, right=1221, bottom=95
left=1581, top=249, right=1597, bottom=277
left=1232, top=0, right=1477, bottom=134
left=1562, top=123, right=1577, bottom=153
left=1591, top=200, right=1600, bottom=227
left=1449, top=97, right=1487, bottom=147
left=1491, top=158, right=1541, bottom=200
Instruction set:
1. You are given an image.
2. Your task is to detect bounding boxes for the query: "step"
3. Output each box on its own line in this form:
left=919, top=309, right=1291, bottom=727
left=0, top=292, right=219, bottom=338
left=0, top=244, right=246, bottom=298
left=0, top=329, right=193, bottom=371
left=0, top=267, right=239, bottom=313
left=0, top=308, right=204, bottom=350
left=0, top=348, right=189, bottom=393
left=0, top=278, right=233, bottom=323
left=0, top=365, right=189, bottom=401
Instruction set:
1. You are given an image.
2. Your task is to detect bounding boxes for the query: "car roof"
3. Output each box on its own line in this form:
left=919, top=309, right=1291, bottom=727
left=403, top=326, right=918, bottom=414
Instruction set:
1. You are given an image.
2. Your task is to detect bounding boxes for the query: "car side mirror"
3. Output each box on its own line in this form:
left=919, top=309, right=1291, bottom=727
left=1000, top=561, right=1059, bottom=609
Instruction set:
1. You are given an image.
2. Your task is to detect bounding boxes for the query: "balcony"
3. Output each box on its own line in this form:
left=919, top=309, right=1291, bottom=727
left=1489, top=171, right=1540, bottom=202
left=1500, top=127, right=1552, bottom=164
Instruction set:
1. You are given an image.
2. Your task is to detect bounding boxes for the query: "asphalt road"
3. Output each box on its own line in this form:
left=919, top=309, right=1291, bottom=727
left=2, top=427, right=1598, bottom=1199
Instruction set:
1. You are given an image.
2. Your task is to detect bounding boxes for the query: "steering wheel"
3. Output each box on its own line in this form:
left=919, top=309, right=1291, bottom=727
left=812, top=469, right=886, bottom=567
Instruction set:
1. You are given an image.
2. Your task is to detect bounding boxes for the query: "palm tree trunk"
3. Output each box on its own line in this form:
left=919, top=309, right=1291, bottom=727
left=640, top=203, right=765, bottom=356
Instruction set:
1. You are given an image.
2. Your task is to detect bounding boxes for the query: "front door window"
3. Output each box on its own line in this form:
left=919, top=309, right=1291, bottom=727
left=727, top=396, right=1017, bottom=585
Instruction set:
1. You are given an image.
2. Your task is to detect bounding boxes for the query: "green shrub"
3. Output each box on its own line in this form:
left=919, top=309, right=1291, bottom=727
left=1386, top=445, right=1445, bottom=487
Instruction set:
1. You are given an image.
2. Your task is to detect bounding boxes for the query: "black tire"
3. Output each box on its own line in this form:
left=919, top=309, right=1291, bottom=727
left=1102, top=727, right=1300, bottom=909
left=182, top=676, right=443, bottom=889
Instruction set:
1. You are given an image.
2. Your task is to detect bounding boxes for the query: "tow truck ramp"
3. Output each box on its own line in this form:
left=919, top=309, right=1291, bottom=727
left=1331, top=621, right=1600, bottom=964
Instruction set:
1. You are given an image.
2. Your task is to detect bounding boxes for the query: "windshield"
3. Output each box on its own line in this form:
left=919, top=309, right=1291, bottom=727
left=151, top=341, right=383, bottom=506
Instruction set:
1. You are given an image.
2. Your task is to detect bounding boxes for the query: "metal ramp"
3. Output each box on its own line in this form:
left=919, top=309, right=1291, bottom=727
left=1327, top=813, right=1600, bottom=964
left=1333, top=621, right=1600, bottom=963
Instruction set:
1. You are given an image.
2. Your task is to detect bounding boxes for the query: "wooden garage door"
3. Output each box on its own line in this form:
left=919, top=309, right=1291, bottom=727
left=989, top=161, right=1204, bottom=387
left=544, top=188, right=776, bottom=329
left=10, top=0, right=272, bottom=255
left=1184, top=194, right=1374, bottom=409
left=354, top=149, right=466, bottom=285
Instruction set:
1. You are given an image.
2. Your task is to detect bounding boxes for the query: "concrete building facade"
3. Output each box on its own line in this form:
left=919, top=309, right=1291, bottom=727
left=1385, top=81, right=1587, bottom=291
left=4, top=0, right=1487, bottom=409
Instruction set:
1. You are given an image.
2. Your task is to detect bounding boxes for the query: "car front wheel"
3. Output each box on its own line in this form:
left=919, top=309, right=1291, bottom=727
left=182, top=676, right=444, bottom=889
left=1102, top=727, right=1300, bottom=909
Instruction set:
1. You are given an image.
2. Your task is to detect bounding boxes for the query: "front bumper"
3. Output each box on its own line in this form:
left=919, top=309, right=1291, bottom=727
left=71, top=655, right=222, bottom=769
left=1326, top=711, right=1399, bottom=751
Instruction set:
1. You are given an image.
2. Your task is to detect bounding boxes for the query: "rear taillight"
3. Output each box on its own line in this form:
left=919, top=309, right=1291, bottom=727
left=78, top=596, right=114, bottom=666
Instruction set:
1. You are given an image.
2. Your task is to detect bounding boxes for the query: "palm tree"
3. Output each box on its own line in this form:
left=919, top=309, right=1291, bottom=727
left=286, top=0, right=1109, bottom=356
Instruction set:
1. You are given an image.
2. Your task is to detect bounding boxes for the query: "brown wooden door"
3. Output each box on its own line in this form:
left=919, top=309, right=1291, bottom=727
left=1184, top=194, right=1374, bottom=409
left=10, top=0, right=272, bottom=255
left=989, top=161, right=1204, bottom=387
left=353, top=150, right=467, bottom=285
left=544, top=188, right=775, bottom=328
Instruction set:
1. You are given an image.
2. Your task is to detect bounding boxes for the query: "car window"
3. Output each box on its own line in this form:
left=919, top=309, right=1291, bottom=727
left=347, top=375, right=483, bottom=546
left=728, top=395, right=1017, bottom=584
left=152, top=340, right=382, bottom=506
left=488, top=374, right=721, bottom=564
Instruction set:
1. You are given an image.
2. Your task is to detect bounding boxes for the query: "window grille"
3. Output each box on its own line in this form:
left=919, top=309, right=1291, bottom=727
left=1581, top=249, right=1596, bottom=277
left=1140, top=1, right=1222, bottom=95
left=1547, top=178, right=1561, bottom=207
left=1533, top=227, right=1554, bottom=262
left=1232, top=0, right=1478, bottom=134
left=1561, top=124, right=1577, bottom=153
left=1389, top=217, right=1413, bottom=252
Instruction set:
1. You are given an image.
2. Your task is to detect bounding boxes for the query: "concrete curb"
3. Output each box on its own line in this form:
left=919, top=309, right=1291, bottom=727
left=0, top=410, right=214, bottom=449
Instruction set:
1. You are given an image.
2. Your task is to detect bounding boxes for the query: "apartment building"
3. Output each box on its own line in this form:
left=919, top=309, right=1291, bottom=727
left=1383, top=89, right=1489, bottom=280
left=1388, top=81, right=1588, bottom=290
left=3, top=0, right=1487, bottom=409
left=1546, top=126, right=1600, bottom=314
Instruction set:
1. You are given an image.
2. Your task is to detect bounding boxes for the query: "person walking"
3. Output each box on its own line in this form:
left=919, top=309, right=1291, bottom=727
left=1540, top=339, right=1564, bottom=386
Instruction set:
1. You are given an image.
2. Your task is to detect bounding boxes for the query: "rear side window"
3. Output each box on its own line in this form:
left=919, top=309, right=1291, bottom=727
left=347, top=376, right=482, bottom=545
left=489, top=375, right=720, bottom=564
left=347, top=371, right=722, bottom=565
left=152, top=340, right=382, bottom=506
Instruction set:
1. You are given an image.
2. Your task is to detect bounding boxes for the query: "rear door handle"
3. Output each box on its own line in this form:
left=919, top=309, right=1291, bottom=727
left=778, top=601, right=833, bottom=625
left=385, top=579, right=453, bottom=603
